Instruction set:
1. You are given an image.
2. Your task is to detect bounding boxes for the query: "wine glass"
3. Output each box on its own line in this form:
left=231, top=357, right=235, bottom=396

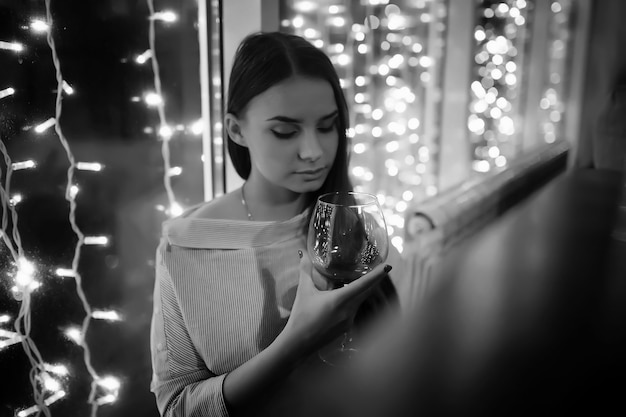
left=307, top=191, right=389, bottom=366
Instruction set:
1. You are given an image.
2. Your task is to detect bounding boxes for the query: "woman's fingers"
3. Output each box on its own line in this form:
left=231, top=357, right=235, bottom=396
left=297, top=251, right=314, bottom=289
left=299, top=250, right=332, bottom=291
left=290, top=250, right=393, bottom=348
left=332, top=263, right=392, bottom=305
left=297, top=248, right=392, bottom=305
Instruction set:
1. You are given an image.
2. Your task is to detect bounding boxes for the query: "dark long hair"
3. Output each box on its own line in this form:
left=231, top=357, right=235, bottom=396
left=226, top=31, right=353, bottom=207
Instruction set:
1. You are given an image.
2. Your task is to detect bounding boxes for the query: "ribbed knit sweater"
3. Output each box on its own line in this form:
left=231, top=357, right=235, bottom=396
left=150, top=207, right=311, bottom=416
left=150, top=205, right=409, bottom=416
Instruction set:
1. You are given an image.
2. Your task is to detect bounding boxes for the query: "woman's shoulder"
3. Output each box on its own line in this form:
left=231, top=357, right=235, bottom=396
left=161, top=188, right=251, bottom=249
left=186, top=188, right=248, bottom=221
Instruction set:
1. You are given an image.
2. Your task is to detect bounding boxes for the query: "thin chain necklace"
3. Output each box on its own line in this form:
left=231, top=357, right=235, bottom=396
left=240, top=183, right=253, bottom=221
left=241, top=183, right=306, bottom=221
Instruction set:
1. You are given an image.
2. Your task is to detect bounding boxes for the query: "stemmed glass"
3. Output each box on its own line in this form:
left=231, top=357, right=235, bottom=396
left=307, top=191, right=389, bottom=366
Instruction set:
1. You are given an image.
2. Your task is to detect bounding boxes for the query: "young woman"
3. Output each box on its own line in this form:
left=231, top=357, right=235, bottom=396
left=150, top=32, right=398, bottom=417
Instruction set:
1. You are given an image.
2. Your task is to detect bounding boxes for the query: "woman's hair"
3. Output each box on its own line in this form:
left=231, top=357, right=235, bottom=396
left=226, top=31, right=353, bottom=205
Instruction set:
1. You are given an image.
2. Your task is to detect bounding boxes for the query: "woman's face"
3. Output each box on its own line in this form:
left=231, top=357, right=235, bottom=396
left=231, top=76, right=340, bottom=194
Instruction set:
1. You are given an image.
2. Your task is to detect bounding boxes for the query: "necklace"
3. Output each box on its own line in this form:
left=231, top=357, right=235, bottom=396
left=240, top=183, right=253, bottom=221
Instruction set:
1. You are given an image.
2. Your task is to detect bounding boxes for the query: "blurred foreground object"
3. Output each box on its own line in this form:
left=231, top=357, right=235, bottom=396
left=338, top=167, right=626, bottom=417
left=594, top=85, right=626, bottom=171
left=402, top=139, right=569, bottom=304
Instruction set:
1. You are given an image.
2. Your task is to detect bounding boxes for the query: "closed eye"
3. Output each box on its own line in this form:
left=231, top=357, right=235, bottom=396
left=269, top=112, right=338, bottom=139
left=271, top=128, right=298, bottom=139
left=317, top=116, right=338, bottom=133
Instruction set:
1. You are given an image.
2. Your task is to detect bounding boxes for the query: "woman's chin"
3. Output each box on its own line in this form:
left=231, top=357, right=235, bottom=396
left=293, top=178, right=327, bottom=193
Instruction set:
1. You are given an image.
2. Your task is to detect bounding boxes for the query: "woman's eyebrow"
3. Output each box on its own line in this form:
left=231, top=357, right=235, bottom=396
left=318, top=110, right=339, bottom=122
left=265, top=110, right=339, bottom=123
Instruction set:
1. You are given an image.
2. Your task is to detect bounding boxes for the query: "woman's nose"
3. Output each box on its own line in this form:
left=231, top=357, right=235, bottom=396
left=298, top=130, right=323, bottom=161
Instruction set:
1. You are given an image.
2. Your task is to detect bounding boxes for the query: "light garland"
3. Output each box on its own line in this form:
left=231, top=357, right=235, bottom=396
left=0, top=40, right=24, bottom=52
left=468, top=0, right=530, bottom=173
left=2, top=142, right=53, bottom=417
left=43, top=0, right=118, bottom=413
left=2, top=132, right=57, bottom=416
left=0, top=0, right=125, bottom=415
left=538, top=0, right=572, bottom=144
left=0, top=87, right=16, bottom=99
left=146, top=0, right=184, bottom=217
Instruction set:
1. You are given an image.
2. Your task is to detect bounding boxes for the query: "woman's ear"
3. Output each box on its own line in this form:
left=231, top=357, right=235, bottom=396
left=225, top=113, right=247, bottom=147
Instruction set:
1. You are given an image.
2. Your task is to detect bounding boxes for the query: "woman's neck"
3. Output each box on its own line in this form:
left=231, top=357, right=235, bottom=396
left=242, top=178, right=309, bottom=221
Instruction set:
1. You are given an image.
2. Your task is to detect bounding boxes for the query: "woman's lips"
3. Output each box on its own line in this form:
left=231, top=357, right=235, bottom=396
left=297, top=167, right=325, bottom=175
left=296, top=167, right=326, bottom=179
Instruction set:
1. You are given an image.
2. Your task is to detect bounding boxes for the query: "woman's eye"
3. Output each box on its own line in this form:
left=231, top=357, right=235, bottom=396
left=271, top=129, right=298, bottom=139
left=318, top=124, right=335, bottom=133
left=318, top=119, right=337, bottom=133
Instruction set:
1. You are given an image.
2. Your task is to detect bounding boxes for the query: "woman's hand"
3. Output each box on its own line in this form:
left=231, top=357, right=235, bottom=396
left=222, top=253, right=392, bottom=415
left=281, top=251, right=392, bottom=355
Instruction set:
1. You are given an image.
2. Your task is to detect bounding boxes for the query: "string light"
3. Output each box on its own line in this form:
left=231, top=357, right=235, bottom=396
left=91, top=310, right=122, bottom=322
left=143, top=91, right=163, bottom=107
left=29, top=19, right=50, bottom=33
left=0, top=87, right=16, bottom=99
left=0, top=336, right=23, bottom=349
left=538, top=0, right=572, bottom=144
left=168, top=201, right=184, bottom=217
left=2, top=119, right=56, bottom=414
left=0, top=0, right=126, bottom=414
left=63, top=327, right=83, bottom=345
left=76, top=162, right=103, bottom=172
left=34, top=117, right=56, bottom=133
left=150, top=10, right=178, bottom=23
left=55, top=268, right=76, bottom=278
left=147, top=0, right=183, bottom=218
left=135, top=49, right=152, bottom=64
left=61, top=80, right=74, bottom=95
left=2, top=0, right=204, bottom=412
left=158, top=124, right=174, bottom=140
left=465, top=0, right=571, bottom=173
left=0, top=40, right=24, bottom=52
left=83, top=236, right=110, bottom=246
left=190, top=119, right=204, bottom=135
left=44, top=364, right=69, bottom=377
left=42, top=0, right=119, bottom=413
left=11, top=160, right=36, bottom=171
left=167, top=166, right=183, bottom=177
left=10, top=193, right=23, bottom=206
left=0, top=326, right=23, bottom=350
left=69, top=184, right=79, bottom=199
left=93, top=376, right=121, bottom=405
left=16, top=391, right=66, bottom=417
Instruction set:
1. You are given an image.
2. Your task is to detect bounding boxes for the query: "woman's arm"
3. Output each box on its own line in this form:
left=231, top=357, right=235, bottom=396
left=151, top=241, right=230, bottom=417
left=222, top=254, right=391, bottom=415
left=152, top=239, right=391, bottom=416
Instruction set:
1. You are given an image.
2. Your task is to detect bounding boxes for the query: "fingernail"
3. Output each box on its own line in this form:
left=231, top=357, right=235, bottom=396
left=384, top=264, right=392, bottom=273
left=298, top=250, right=303, bottom=259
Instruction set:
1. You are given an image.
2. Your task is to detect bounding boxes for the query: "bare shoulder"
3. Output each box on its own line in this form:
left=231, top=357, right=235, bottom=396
left=187, top=188, right=247, bottom=220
